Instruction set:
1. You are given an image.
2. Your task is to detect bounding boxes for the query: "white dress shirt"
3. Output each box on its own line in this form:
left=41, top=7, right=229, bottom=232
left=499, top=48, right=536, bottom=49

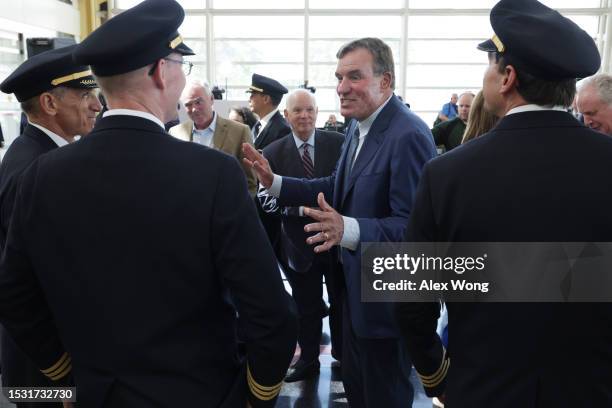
left=505, top=104, right=566, bottom=116
left=103, top=109, right=165, bottom=129
left=28, top=122, right=69, bottom=147
left=255, top=109, right=278, bottom=138
left=268, top=95, right=393, bottom=251
left=191, top=112, right=217, bottom=147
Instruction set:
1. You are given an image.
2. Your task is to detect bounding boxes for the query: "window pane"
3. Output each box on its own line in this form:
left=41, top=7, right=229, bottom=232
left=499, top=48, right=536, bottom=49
left=309, top=40, right=346, bottom=63
left=404, top=88, right=479, bottom=112
left=225, top=87, right=252, bottom=102
left=215, top=63, right=303, bottom=89
left=177, top=0, right=205, bottom=8
left=190, top=63, right=207, bottom=80
left=216, top=40, right=303, bottom=63
left=313, top=88, right=340, bottom=111
left=214, top=16, right=304, bottom=38
left=116, top=0, right=205, bottom=8
left=309, top=39, right=400, bottom=64
left=408, top=40, right=486, bottom=63
left=310, top=16, right=401, bottom=38
left=406, top=64, right=487, bottom=87
left=413, top=111, right=438, bottom=127
left=180, top=15, right=205, bottom=38
left=114, top=0, right=143, bottom=8
left=409, top=0, right=495, bottom=8
left=541, top=0, right=601, bottom=7
left=183, top=40, right=206, bottom=57
left=410, top=0, right=601, bottom=8
left=408, top=16, right=491, bottom=38
left=212, top=0, right=304, bottom=8
left=310, top=0, right=402, bottom=8
left=309, top=64, right=338, bottom=87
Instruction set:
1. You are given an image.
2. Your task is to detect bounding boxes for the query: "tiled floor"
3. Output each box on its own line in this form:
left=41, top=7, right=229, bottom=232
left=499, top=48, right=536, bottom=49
left=276, top=349, right=432, bottom=408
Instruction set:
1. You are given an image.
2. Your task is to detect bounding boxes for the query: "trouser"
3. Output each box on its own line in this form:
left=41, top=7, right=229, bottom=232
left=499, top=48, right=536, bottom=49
left=341, top=299, right=414, bottom=408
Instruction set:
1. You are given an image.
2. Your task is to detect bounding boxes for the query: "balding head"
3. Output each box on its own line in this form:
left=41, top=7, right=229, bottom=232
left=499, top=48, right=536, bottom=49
left=457, top=92, right=475, bottom=122
left=284, top=89, right=318, bottom=141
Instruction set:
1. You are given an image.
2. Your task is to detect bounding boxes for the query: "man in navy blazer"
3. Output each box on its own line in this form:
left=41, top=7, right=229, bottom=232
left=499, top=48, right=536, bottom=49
left=245, top=38, right=436, bottom=407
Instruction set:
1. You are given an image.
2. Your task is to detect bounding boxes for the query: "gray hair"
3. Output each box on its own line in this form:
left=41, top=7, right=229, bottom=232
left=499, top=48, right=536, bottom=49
left=459, top=92, right=475, bottom=99
left=336, top=37, right=395, bottom=89
left=579, top=74, right=612, bottom=105
left=286, top=89, right=317, bottom=110
left=185, top=79, right=212, bottom=97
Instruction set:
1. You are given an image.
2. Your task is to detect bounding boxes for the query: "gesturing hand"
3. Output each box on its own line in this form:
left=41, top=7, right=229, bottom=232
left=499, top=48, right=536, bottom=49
left=242, top=143, right=274, bottom=189
left=303, top=193, right=343, bottom=253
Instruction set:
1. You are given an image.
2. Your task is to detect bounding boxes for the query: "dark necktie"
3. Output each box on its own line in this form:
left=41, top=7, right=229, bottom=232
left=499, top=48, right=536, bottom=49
left=253, top=121, right=261, bottom=141
left=302, top=143, right=314, bottom=179
left=342, top=126, right=360, bottom=192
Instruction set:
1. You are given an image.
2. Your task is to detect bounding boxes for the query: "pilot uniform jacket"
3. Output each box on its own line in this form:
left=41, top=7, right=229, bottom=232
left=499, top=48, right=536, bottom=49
left=0, top=114, right=297, bottom=408
left=398, top=110, right=612, bottom=407
left=169, top=115, right=257, bottom=195
left=277, top=95, right=437, bottom=339
left=0, top=124, right=63, bottom=408
left=254, top=110, right=291, bottom=151
left=263, top=129, right=344, bottom=274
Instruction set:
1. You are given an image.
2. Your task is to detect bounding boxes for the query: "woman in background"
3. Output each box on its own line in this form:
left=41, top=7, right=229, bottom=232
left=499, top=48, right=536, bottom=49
left=229, top=106, right=258, bottom=131
left=462, top=90, right=500, bottom=143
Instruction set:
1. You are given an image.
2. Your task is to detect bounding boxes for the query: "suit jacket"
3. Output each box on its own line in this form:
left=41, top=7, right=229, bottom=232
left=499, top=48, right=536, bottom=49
left=0, top=115, right=297, bottom=408
left=169, top=116, right=257, bottom=195
left=0, top=124, right=63, bottom=407
left=254, top=110, right=291, bottom=150
left=277, top=95, right=437, bottom=338
left=0, top=124, right=58, bottom=246
left=262, top=130, right=344, bottom=273
left=399, top=110, right=612, bottom=406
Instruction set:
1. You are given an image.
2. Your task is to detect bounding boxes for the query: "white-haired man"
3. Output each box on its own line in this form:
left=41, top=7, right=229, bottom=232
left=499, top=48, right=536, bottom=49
left=170, top=80, right=257, bottom=195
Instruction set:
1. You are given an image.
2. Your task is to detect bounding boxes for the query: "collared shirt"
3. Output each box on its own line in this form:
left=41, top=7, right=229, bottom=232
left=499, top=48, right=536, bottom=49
left=29, top=122, right=69, bottom=147
left=506, top=104, right=567, bottom=116
left=293, top=130, right=316, bottom=217
left=440, top=102, right=458, bottom=119
left=256, top=109, right=278, bottom=138
left=191, top=112, right=217, bottom=147
left=268, top=94, right=394, bottom=251
left=103, top=109, right=165, bottom=130
left=292, top=130, right=316, bottom=166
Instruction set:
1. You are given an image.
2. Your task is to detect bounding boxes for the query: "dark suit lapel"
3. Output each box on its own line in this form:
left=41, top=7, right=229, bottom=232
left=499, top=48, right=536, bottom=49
left=255, top=111, right=285, bottom=149
left=284, top=135, right=306, bottom=178
left=314, top=130, right=332, bottom=178
left=92, top=114, right=169, bottom=136
left=493, top=110, right=584, bottom=132
left=23, top=125, right=60, bottom=152
left=333, top=123, right=355, bottom=209
left=341, top=96, right=400, bottom=204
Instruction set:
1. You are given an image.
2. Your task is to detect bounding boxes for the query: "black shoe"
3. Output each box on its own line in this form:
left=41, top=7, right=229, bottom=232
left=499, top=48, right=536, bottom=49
left=284, top=359, right=320, bottom=382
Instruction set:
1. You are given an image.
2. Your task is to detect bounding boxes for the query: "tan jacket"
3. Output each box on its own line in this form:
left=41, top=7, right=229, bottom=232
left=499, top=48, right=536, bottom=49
left=169, top=116, right=257, bottom=195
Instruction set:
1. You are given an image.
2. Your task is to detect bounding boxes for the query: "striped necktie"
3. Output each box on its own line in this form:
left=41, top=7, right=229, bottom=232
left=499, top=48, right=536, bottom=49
left=252, top=121, right=261, bottom=141
left=302, top=143, right=314, bottom=179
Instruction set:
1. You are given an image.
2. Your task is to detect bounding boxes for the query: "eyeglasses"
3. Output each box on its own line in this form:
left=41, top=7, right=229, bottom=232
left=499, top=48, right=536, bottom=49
left=148, top=57, right=193, bottom=76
